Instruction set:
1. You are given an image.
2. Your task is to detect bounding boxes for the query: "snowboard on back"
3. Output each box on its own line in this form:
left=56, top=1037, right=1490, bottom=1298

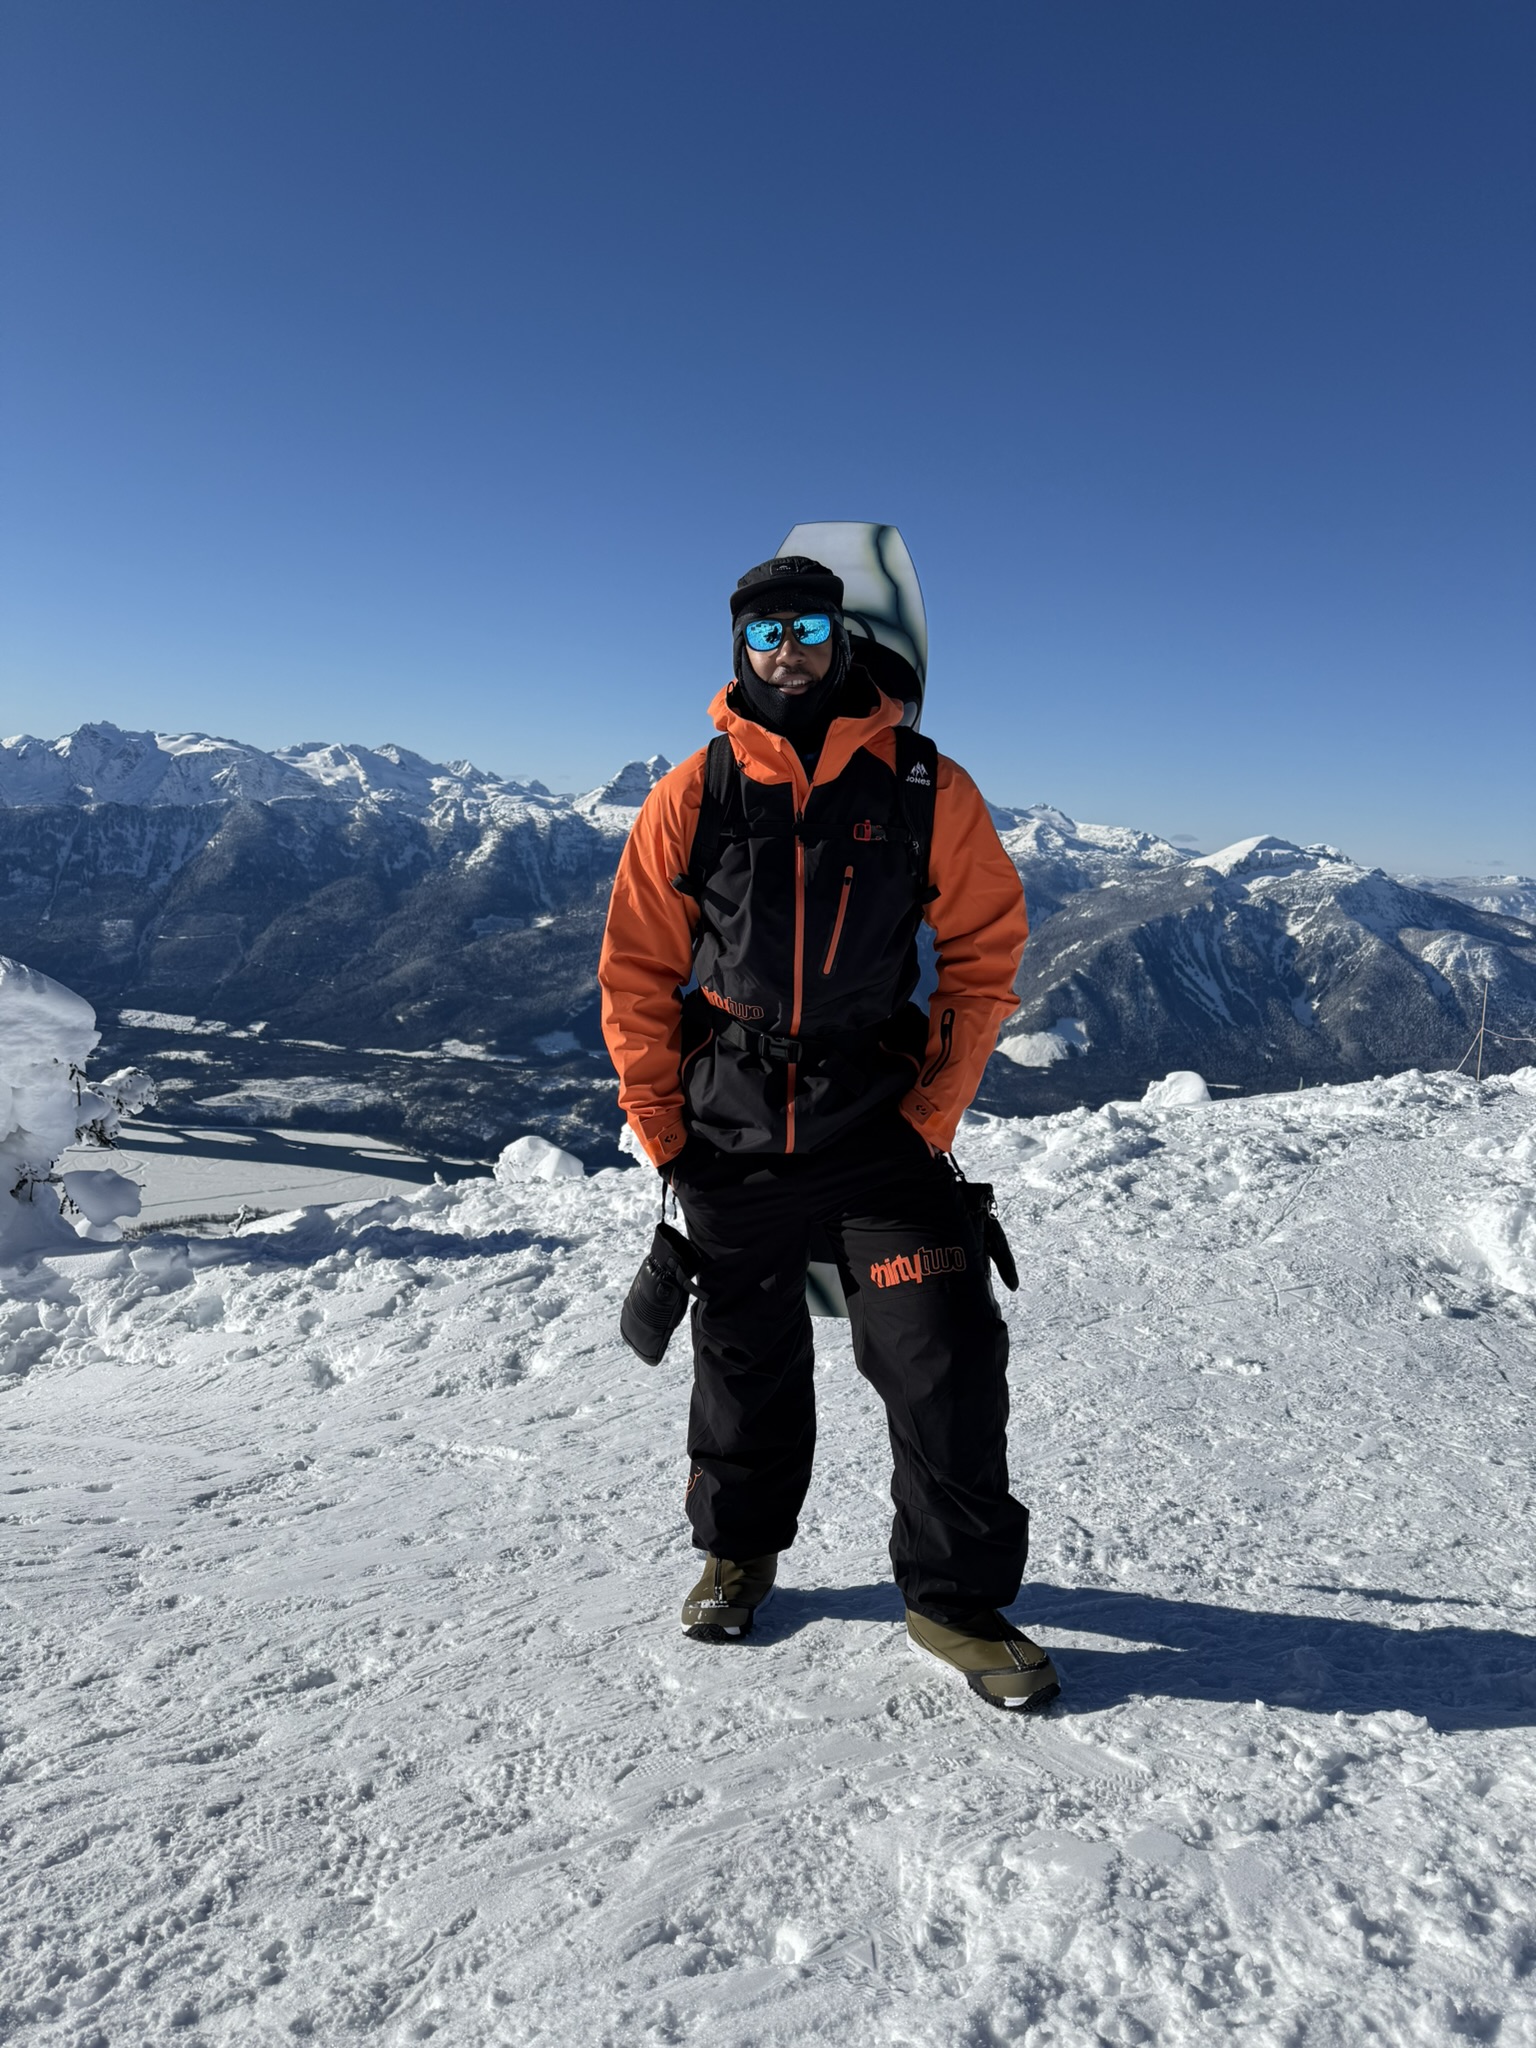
left=778, top=522, right=930, bottom=1318
left=778, top=521, right=928, bottom=730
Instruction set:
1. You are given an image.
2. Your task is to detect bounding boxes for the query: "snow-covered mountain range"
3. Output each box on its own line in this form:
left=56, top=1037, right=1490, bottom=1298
left=0, top=723, right=553, bottom=813
left=989, top=830, right=1536, bottom=1115
left=2, top=722, right=1532, bottom=1156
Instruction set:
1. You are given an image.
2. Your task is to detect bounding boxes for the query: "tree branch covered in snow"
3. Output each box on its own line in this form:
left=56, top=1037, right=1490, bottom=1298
left=0, top=956, right=157, bottom=1260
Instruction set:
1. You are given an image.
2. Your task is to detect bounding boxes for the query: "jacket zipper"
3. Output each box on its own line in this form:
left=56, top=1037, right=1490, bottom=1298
left=786, top=807, right=806, bottom=1152
left=821, top=865, right=854, bottom=976
left=921, top=1006, right=956, bottom=1088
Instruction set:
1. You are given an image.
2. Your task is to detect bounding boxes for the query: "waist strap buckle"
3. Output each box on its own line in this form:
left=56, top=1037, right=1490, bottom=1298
left=739, top=1025, right=802, bottom=1063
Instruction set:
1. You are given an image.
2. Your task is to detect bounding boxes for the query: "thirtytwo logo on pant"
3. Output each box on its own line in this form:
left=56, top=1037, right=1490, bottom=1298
left=868, top=1245, right=968, bottom=1289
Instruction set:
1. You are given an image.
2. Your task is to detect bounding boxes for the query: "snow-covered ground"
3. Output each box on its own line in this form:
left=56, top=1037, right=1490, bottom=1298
left=54, top=1124, right=468, bottom=1230
left=4, top=1069, right=1536, bottom=2045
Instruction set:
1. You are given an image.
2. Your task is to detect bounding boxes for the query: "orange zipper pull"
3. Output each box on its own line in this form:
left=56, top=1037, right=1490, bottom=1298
left=822, top=865, right=855, bottom=975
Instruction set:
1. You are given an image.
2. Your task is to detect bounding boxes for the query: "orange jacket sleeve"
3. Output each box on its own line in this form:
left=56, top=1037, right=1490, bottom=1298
left=899, top=756, right=1028, bottom=1152
left=597, top=753, right=705, bottom=1168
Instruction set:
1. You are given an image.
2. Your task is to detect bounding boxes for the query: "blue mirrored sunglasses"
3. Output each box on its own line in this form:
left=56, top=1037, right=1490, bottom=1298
left=743, top=613, right=833, bottom=653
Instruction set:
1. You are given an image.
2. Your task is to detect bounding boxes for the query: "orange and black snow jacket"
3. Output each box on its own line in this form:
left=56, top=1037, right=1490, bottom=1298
left=599, top=678, right=1028, bottom=1168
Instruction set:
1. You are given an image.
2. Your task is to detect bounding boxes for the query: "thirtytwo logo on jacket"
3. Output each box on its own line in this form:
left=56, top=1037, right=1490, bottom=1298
left=868, top=1245, right=968, bottom=1288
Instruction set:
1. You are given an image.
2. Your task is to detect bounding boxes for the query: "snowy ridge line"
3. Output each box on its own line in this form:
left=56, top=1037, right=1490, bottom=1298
left=0, top=719, right=675, bottom=824
left=4, top=1063, right=1535, bottom=2042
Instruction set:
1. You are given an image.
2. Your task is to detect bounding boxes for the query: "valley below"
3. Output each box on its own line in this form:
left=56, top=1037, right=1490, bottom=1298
left=4, top=723, right=1534, bottom=1164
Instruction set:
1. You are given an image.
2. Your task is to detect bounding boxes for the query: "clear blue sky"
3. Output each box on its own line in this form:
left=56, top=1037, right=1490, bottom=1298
left=2, top=2, right=1532, bottom=874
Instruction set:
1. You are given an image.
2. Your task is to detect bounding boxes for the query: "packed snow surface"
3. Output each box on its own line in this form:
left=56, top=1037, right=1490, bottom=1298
left=4, top=1070, right=1536, bottom=2045
left=55, top=1125, right=456, bottom=1229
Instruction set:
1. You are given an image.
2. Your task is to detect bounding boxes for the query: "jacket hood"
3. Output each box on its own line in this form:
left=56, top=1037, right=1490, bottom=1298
left=708, top=674, right=905, bottom=795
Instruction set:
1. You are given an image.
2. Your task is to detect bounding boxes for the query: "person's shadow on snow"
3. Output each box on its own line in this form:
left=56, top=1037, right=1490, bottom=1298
left=765, top=1582, right=909, bottom=1632
left=1016, top=1581, right=1536, bottom=1733
left=755, top=1579, right=1536, bottom=1731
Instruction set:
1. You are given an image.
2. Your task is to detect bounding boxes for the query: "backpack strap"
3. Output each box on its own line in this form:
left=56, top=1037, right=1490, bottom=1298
left=892, top=726, right=940, bottom=904
left=672, top=734, right=736, bottom=900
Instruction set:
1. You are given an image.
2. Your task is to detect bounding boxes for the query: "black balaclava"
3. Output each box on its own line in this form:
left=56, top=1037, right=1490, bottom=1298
left=728, top=555, right=853, bottom=750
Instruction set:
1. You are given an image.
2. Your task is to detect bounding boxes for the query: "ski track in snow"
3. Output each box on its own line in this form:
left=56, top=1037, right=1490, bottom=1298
left=4, top=1070, right=1536, bottom=2046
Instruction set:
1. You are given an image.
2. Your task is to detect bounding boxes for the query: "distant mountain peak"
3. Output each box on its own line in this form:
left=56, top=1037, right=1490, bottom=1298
left=1190, top=834, right=1353, bottom=880
left=576, top=757, right=673, bottom=813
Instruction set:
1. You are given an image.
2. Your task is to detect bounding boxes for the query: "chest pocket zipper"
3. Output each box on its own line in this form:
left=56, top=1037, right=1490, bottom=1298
left=821, top=866, right=855, bottom=976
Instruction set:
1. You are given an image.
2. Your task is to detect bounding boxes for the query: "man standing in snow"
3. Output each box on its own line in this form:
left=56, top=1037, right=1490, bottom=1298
left=599, top=556, right=1058, bottom=1711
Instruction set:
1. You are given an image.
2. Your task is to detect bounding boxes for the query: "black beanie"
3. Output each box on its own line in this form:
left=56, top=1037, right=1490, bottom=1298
left=729, top=555, right=853, bottom=746
left=729, top=555, right=844, bottom=623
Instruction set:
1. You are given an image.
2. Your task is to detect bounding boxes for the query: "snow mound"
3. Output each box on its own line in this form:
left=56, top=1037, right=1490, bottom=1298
left=495, top=1133, right=585, bottom=1182
left=0, top=956, right=156, bottom=1258
left=1143, top=1069, right=1213, bottom=1108
left=1466, top=1189, right=1536, bottom=1297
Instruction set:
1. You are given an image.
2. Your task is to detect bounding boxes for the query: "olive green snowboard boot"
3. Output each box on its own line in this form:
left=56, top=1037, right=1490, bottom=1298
left=907, top=1608, right=1061, bottom=1712
left=681, top=1553, right=778, bottom=1641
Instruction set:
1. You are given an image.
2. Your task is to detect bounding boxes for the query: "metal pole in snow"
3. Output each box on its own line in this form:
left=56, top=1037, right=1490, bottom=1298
left=1476, top=980, right=1489, bottom=1083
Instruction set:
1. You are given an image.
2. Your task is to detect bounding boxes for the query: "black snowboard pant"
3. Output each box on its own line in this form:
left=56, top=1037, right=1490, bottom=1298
left=672, top=1112, right=1030, bottom=1625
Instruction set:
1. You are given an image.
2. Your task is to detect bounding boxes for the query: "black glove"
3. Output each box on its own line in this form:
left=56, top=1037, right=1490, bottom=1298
left=620, top=1223, right=702, bottom=1365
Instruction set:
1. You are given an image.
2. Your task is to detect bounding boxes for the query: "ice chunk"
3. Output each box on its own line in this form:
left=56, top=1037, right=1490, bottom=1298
left=495, top=1135, right=585, bottom=1183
